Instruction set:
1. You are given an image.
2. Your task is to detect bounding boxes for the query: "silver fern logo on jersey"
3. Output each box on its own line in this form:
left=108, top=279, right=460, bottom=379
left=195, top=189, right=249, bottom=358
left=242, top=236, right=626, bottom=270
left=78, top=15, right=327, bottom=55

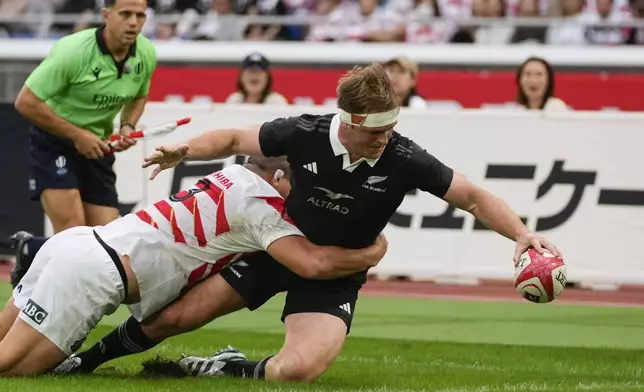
left=313, top=187, right=354, bottom=200
left=363, top=176, right=388, bottom=192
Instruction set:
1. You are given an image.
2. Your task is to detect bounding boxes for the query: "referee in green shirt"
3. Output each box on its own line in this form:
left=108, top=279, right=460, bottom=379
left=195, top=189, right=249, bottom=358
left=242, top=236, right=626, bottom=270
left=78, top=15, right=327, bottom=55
left=10, top=0, right=157, bottom=287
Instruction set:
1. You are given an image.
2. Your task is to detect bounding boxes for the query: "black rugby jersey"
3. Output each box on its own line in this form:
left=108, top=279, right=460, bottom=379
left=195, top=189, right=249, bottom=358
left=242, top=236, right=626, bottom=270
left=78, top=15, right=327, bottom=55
left=259, top=113, right=454, bottom=251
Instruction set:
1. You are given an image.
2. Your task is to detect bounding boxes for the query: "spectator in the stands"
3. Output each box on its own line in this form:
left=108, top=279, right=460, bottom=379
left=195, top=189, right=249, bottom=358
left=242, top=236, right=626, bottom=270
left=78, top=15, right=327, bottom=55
left=151, top=18, right=182, bottom=39
left=626, top=0, right=644, bottom=43
left=0, top=0, right=29, bottom=37
left=405, top=0, right=457, bottom=43
left=238, top=0, right=291, bottom=41
left=451, top=0, right=513, bottom=44
left=159, top=0, right=209, bottom=13
left=343, top=0, right=405, bottom=42
left=546, top=0, right=587, bottom=44
left=507, top=0, right=548, bottom=15
left=583, top=0, right=632, bottom=44
left=51, top=0, right=97, bottom=35
left=193, top=0, right=245, bottom=40
left=510, top=0, right=547, bottom=43
left=305, top=0, right=347, bottom=41
left=144, top=0, right=206, bottom=39
left=516, top=57, right=568, bottom=111
left=383, top=56, right=428, bottom=109
left=225, top=53, right=289, bottom=104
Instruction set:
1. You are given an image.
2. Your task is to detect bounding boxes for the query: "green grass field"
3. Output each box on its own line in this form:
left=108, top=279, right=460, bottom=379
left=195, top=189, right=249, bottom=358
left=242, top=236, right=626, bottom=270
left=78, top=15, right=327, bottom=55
left=0, top=282, right=643, bottom=391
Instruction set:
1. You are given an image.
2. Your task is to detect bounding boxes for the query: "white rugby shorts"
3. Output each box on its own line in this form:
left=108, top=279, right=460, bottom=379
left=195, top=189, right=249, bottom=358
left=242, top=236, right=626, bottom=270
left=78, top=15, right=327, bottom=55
left=12, top=226, right=126, bottom=356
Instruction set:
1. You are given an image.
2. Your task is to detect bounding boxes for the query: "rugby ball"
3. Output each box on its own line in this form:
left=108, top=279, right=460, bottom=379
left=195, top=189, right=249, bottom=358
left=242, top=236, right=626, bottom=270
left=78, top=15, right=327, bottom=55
left=514, top=248, right=567, bottom=304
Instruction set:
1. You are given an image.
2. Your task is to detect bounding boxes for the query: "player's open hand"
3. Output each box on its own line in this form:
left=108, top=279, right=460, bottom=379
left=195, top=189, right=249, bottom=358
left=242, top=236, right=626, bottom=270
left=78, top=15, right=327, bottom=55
left=74, top=131, right=111, bottom=160
left=142, top=144, right=190, bottom=180
left=514, top=230, right=563, bottom=265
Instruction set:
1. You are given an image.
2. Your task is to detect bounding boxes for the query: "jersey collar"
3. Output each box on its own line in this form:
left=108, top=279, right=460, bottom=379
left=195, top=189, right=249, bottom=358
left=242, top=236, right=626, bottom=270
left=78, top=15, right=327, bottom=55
left=329, top=114, right=379, bottom=172
left=95, top=26, right=137, bottom=57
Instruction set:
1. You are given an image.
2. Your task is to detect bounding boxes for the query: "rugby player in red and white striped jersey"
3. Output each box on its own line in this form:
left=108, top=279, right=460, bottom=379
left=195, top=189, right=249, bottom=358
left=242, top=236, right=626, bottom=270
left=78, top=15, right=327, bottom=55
left=0, top=156, right=386, bottom=376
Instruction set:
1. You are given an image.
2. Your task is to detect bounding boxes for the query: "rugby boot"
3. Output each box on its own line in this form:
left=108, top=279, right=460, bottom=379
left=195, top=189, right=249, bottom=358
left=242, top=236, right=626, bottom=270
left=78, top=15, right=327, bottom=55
left=9, top=231, right=33, bottom=288
left=52, top=354, right=89, bottom=375
left=178, top=345, right=247, bottom=377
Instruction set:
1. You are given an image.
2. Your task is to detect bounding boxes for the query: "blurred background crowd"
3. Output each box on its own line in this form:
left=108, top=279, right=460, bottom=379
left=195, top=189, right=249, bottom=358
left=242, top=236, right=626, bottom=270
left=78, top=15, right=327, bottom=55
left=0, top=0, right=643, bottom=44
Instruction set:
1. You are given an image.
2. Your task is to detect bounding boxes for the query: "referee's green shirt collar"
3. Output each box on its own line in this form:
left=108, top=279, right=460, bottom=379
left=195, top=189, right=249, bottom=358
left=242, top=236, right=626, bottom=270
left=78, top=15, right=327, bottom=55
left=95, top=26, right=137, bottom=57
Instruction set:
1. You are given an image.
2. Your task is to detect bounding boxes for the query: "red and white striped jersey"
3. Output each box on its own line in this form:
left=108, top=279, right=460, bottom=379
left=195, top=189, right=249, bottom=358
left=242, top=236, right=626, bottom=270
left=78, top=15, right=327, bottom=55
left=95, top=164, right=302, bottom=320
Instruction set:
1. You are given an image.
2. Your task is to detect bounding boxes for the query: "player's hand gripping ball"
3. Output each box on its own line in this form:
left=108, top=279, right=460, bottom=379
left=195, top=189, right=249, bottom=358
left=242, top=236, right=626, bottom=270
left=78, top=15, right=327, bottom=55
left=514, top=248, right=567, bottom=303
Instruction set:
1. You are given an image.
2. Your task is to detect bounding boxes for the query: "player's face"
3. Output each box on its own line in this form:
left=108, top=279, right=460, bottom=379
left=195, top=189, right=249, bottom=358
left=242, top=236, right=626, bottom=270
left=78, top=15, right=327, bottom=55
left=344, top=123, right=395, bottom=160
left=103, top=0, right=147, bottom=46
left=385, top=64, right=414, bottom=97
left=520, top=61, right=548, bottom=101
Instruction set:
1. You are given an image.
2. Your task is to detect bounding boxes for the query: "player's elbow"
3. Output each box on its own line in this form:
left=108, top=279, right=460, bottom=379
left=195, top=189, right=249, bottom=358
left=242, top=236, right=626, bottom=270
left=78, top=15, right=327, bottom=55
left=229, top=126, right=261, bottom=156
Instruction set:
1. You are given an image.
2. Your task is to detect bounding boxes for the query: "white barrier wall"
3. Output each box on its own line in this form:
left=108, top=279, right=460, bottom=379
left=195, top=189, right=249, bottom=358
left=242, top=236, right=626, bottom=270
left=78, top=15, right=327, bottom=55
left=46, top=104, right=644, bottom=287
left=2, top=40, right=644, bottom=67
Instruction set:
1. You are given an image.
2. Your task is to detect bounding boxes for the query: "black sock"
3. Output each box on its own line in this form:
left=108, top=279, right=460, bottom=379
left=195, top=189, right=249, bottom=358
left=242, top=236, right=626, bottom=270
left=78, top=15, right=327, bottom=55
left=25, top=236, right=48, bottom=258
left=76, top=317, right=160, bottom=372
left=221, top=355, right=274, bottom=379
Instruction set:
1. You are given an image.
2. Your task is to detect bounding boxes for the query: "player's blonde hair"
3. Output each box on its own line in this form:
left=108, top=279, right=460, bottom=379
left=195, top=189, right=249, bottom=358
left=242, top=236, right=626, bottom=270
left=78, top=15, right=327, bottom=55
left=336, top=63, right=398, bottom=114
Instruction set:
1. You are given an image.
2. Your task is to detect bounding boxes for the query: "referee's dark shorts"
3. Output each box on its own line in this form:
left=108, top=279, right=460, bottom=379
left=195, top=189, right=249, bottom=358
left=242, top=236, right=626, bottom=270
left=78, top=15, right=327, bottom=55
left=28, top=126, right=118, bottom=208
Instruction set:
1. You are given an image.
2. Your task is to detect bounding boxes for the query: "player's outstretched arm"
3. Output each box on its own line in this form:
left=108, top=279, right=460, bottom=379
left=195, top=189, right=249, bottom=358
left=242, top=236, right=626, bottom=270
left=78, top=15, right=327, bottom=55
left=142, top=127, right=263, bottom=179
left=184, top=126, right=263, bottom=160
left=443, top=173, right=562, bottom=263
left=266, top=234, right=387, bottom=280
left=410, top=145, right=563, bottom=265
left=144, top=116, right=302, bottom=179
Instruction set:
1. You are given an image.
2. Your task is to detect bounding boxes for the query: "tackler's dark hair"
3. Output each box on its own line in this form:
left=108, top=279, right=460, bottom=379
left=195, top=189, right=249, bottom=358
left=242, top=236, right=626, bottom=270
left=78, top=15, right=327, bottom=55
left=245, top=155, right=291, bottom=179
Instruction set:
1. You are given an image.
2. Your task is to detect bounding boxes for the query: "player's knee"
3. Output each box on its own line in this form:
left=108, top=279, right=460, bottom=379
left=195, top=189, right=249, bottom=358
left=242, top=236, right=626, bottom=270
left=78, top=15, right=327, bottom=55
left=270, top=351, right=331, bottom=382
left=41, top=190, right=85, bottom=232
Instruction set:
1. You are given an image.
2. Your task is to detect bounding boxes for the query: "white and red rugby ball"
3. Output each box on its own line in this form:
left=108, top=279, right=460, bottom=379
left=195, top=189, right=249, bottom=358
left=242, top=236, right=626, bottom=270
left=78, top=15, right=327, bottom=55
left=514, top=248, right=567, bottom=304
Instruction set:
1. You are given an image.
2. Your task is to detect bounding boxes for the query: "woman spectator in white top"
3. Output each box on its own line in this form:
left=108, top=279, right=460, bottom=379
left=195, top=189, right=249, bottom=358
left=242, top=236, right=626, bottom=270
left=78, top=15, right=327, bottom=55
left=383, top=56, right=428, bottom=109
left=516, top=57, right=568, bottom=111
left=225, top=53, right=289, bottom=105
